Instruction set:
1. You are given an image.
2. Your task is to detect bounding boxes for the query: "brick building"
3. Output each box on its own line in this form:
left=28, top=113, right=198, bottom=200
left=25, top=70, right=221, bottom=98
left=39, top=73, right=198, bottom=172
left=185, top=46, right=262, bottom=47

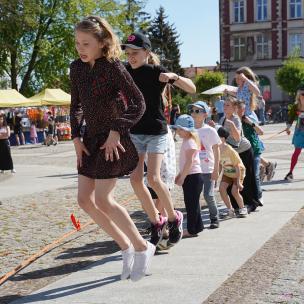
left=183, top=65, right=216, bottom=80
left=219, top=0, right=304, bottom=104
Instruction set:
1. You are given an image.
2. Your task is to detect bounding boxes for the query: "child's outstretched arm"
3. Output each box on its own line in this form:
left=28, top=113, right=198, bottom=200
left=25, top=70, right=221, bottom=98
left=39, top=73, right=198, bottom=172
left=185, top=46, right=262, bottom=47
left=175, top=149, right=197, bottom=186
left=159, top=72, right=196, bottom=94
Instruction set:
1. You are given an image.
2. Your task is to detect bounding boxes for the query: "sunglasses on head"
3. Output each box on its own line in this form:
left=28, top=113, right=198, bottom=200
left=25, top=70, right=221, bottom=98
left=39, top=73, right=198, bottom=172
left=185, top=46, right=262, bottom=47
left=189, top=108, right=206, bottom=114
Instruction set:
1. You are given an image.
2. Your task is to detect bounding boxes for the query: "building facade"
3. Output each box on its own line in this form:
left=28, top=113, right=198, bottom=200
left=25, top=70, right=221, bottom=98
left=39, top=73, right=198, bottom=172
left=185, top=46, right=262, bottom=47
left=183, top=65, right=216, bottom=80
left=219, top=0, right=304, bottom=104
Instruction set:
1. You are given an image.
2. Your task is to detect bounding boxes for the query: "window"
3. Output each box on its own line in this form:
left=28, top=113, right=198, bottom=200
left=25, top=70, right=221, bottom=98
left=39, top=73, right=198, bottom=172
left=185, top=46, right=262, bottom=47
left=256, top=35, right=269, bottom=59
left=290, top=0, right=302, bottom=19
left=234, top=37, right=246, bottom=60
left=289, top=33, right=303, bottom=54
left=234, top=0, right=245, bottom=23
left=257, top=0, right=268, bottom=21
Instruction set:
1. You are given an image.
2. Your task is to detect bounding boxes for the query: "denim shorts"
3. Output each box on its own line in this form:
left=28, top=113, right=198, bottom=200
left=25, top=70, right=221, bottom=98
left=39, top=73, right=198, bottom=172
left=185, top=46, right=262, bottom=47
left=130, top=134, right=167, bottom=154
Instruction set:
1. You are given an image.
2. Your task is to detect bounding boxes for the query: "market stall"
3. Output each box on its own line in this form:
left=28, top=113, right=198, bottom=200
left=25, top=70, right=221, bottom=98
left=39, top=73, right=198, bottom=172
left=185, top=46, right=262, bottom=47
left=29, top=89, right=71, bottom=141
left=1, top=89, right=72, bottom=145
left=0, top=89, right=40, bottom=108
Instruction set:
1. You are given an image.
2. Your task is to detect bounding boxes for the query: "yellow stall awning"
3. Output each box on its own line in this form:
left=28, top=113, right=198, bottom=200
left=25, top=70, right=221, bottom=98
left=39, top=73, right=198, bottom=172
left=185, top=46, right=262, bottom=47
left=0, top=89, right=41, bottom=107
left=29, top=89, right=71, bottom=106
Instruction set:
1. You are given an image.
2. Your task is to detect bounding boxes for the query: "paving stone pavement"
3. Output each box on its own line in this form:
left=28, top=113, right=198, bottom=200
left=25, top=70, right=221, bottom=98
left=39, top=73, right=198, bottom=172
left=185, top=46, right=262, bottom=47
left=0, top=123, right=303, bottom=304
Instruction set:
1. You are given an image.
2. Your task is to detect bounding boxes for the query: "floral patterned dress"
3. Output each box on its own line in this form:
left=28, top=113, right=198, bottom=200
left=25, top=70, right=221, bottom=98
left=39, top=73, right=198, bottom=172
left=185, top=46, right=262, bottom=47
left=237, top=82, right=259, bottom=123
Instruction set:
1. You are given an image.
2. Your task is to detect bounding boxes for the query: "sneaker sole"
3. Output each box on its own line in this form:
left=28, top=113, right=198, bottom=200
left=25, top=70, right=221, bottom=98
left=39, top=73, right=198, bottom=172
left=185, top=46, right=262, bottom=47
left=151, top=221, right=168, bottom=247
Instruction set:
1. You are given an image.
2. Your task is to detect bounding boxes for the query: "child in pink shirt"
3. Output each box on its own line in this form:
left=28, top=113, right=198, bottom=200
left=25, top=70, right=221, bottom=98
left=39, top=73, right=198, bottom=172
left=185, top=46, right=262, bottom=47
left=173, top=114, right=204, bottom=237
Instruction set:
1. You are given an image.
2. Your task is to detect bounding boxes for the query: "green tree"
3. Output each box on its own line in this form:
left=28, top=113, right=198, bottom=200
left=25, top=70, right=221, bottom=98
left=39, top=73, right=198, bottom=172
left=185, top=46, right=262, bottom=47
left=276, top=55, right=304, bottom=98
left=120, top=0, right=150, bottom=34
left=195, top=70, right=225, bottom=95
left=172, top=93, right=192, bottom=114
left=0, top=0, right=122, bottom=96
left=148, top=6, right=182, bottom=74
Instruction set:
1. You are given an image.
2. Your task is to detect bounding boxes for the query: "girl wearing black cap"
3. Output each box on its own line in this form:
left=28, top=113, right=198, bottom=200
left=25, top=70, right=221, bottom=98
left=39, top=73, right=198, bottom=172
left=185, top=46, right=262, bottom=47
left=70, top=17, right=156, bottom=281
left=284, top=84, right=304, bottom=180
left=122, top=32, right=196, bottom=247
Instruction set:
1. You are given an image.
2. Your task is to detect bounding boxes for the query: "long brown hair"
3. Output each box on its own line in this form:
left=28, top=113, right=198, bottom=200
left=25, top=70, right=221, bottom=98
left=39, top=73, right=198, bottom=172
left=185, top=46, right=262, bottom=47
left=0, top=113, right=7, bottom=127
left=75, top=16, right=121, bottom=61
left=236, top=66, right=258, bottom=111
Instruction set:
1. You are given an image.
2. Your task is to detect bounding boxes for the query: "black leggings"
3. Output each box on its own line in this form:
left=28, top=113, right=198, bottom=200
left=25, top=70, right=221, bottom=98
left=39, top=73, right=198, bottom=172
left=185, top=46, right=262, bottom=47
left=182, top=173, right=204, bottom=234
left=229, top=148, right=260, bottom=209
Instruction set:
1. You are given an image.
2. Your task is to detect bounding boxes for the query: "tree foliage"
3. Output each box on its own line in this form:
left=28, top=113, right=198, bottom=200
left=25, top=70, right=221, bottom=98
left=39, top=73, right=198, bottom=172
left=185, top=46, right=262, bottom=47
left=148, top=6, right=182, bottom=74
left=172, top=92, right=193, bottom=114
left=120, top=0, right=150, bottom=34
left=195, top=70, right=225, bottom=95
left=0, top=0, right=125, bottom=96
left=275, top=55, right=304, bottom=98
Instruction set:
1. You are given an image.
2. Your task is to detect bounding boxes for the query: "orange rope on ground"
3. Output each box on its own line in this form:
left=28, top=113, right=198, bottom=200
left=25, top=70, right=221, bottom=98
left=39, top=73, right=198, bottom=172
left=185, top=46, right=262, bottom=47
left=0, top=194, right=137, bottom=286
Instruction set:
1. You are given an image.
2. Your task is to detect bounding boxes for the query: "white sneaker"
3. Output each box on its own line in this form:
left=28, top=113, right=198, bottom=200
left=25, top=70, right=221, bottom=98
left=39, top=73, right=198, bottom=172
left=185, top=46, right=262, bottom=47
left=0, top=170, right=4, bottom=174
left=239, top=207, right=248, bottom=217
left=11, top=169, right=16, bottom=173
left=121, top=245, right=135, bottom=280
left=130, top=241, right=156, bottom=282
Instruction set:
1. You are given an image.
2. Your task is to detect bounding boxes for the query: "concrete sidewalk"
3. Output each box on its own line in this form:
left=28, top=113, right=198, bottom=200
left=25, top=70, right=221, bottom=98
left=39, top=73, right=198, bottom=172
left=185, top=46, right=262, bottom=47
left=0, top=165, right=77, bottom=200
left=10, top=159, right=304, bottom=304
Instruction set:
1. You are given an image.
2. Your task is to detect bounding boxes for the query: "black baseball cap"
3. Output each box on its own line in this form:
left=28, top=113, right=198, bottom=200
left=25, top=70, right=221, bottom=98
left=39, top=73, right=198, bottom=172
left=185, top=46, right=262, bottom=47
left=121, top=32, right=151, bottom=51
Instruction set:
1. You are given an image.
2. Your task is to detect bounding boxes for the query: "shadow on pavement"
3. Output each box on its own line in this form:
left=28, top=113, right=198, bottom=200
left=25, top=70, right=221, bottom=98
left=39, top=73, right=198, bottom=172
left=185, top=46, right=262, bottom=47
left=38, top=173, right=78, bottom=179
left=9, top=260, right=94, bottom=282
left=262, top=178, right=304, bottom=186
left=55, top=241, right=119, bottom=260
left=5, top=276, right=120, bottom=303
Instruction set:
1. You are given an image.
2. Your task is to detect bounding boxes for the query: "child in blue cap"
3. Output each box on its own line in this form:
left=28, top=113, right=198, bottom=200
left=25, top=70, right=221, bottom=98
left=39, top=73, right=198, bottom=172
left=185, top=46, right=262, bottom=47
left=173, top=115, right=204, bottom=237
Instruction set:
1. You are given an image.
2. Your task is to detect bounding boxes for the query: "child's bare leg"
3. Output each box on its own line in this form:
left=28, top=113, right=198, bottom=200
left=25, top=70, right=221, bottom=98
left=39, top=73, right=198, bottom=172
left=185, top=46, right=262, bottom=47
left=155, top=198, right=168, bottom=218
left=219, top=182, right=233, bottom=209
left=231, top=184, right=245, bottom=209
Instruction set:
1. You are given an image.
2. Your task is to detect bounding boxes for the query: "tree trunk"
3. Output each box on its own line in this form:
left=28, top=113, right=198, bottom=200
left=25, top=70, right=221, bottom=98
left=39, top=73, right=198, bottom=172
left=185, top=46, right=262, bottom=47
left=10, top=51, right=18, bottom=90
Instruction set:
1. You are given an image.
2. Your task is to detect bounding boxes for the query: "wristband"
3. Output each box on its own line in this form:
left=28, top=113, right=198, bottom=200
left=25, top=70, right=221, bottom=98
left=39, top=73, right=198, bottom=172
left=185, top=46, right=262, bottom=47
left=168, top=75, right=179, bottom=84
left=251, top=123, right=256, bottom=128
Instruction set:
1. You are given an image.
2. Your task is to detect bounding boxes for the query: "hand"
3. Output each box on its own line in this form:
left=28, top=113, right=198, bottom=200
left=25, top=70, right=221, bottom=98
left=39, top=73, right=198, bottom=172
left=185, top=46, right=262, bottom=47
left=239, top=73, right=248, bottom=82
left=237, top=182, right=244, bottom=191
left=100, top=130, right=125, bottom=161
left=208, top=120, right=216, bottom=128
left=211, top=169, right=219, bottom=181
left=286, top=128, right=291, bottom=135
left=159, top=72, right=178, bottom=83
left=73, top=138, right=90, bottom=168
left=175, top=174, right=184, bottom=186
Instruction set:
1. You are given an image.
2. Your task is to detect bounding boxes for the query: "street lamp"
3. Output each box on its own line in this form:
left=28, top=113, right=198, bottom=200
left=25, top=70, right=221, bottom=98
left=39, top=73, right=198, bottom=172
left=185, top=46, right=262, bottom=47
left=216, top=59, right=233, bottom=84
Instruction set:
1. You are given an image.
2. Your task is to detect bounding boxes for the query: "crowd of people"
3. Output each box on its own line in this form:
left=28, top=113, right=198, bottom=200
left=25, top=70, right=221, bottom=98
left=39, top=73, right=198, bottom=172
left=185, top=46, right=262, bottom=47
left=2, top=14, right=303, bottom=282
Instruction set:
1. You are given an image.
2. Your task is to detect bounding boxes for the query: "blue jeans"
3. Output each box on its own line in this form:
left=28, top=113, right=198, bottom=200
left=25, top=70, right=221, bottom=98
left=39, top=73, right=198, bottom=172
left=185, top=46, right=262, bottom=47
left=202, top=173, right=219, bottom=220
left=253, top=155, right=262, bottom=199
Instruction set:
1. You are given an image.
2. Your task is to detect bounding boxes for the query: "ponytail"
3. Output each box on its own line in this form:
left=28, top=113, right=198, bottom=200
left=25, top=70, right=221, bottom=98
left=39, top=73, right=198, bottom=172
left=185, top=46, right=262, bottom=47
left=148, top=52, right=160, bottom=65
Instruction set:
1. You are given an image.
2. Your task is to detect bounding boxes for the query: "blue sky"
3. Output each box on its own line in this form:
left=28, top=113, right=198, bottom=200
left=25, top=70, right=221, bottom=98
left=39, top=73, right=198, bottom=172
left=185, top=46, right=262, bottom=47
left=145, top=0, right=220, bottom=68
